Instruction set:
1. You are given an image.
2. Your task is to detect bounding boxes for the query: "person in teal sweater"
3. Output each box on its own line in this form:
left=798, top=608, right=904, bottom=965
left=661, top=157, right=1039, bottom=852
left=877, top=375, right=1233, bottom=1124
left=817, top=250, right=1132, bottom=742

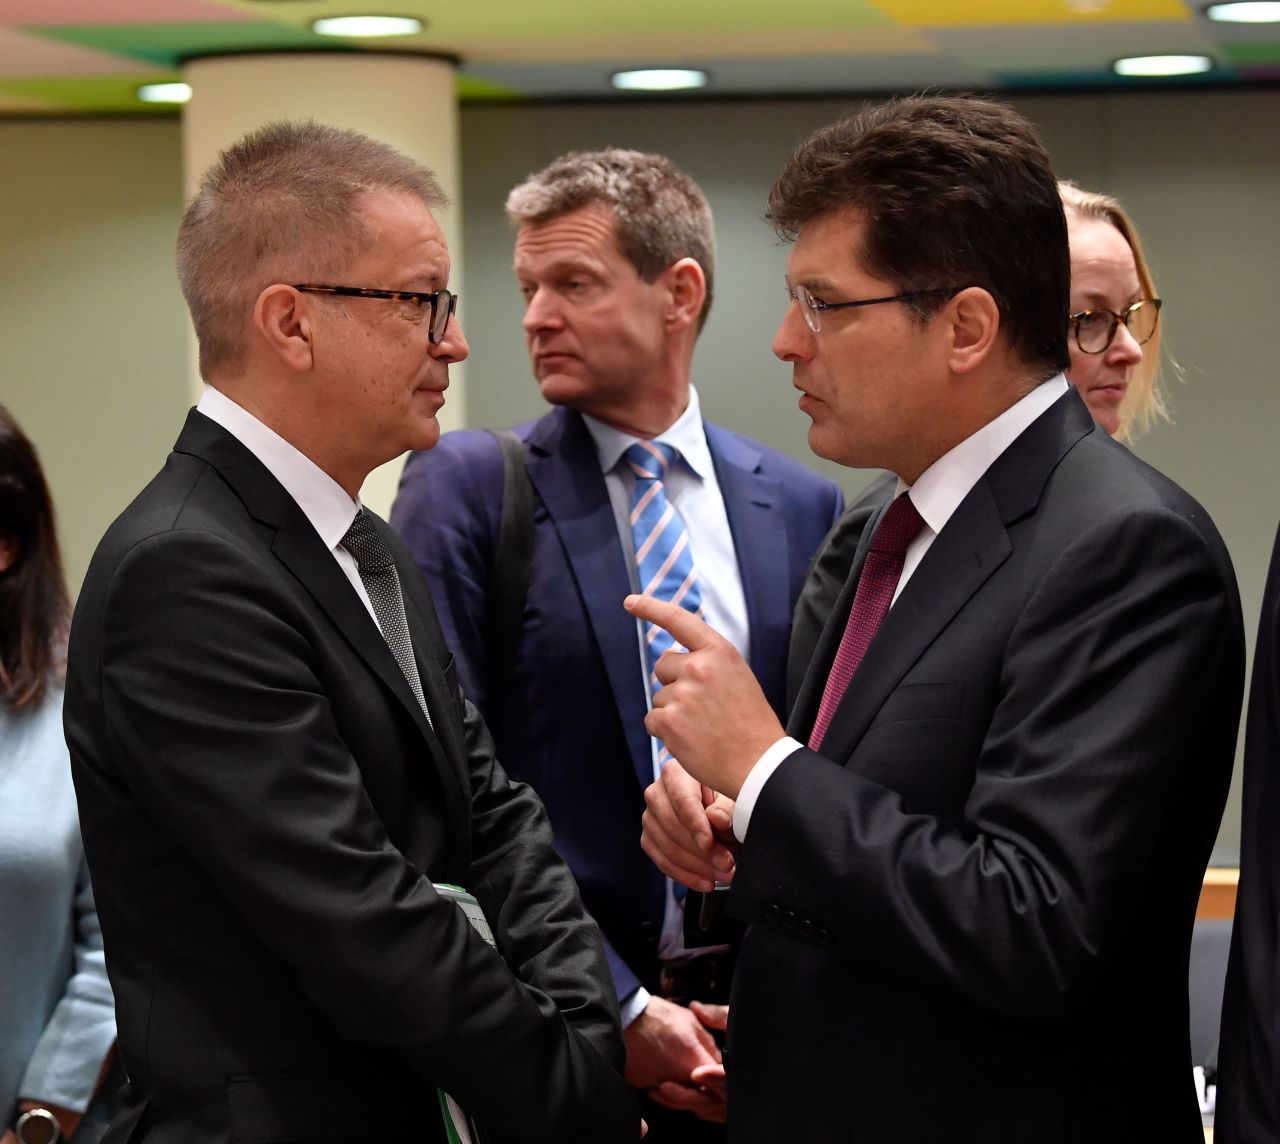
left=0, top=404, right=116, bottom=1144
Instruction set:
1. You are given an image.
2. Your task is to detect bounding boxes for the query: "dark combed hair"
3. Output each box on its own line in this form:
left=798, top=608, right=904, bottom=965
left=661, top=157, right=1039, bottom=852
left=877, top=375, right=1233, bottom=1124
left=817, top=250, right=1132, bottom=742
left=0, top=404, right=70, bottom=711
left=767, top=95, right=1071, bottom=377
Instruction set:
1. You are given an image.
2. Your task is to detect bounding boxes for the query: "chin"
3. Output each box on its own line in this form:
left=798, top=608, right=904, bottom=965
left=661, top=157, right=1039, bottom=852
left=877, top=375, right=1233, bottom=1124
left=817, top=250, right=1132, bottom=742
left=1084, top=399, right=1122, bottom=438
left=537, top=379, right=575, bottom=409
left=807, top=422, right=852, bottom=466
left=405, top=418, right=442, bottom=453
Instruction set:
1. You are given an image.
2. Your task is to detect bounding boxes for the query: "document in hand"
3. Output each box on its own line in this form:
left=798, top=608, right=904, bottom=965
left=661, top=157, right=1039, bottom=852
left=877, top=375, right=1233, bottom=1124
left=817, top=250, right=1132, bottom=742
left=434, top=883, right=497, bottom=1144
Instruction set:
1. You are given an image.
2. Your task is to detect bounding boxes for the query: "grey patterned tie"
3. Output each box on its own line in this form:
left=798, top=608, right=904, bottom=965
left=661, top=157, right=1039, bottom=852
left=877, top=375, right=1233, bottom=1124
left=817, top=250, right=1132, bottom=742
left=341, top=508, right=432, bottom=729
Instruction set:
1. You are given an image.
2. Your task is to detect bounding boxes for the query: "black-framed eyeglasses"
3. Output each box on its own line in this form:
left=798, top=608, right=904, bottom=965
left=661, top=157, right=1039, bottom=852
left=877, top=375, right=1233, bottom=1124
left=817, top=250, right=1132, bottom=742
left=292, top=284, right=458, bottom=344
left=785, top=279, right=962, bottom=333
left=1069, top=298, right=1161, bottom=355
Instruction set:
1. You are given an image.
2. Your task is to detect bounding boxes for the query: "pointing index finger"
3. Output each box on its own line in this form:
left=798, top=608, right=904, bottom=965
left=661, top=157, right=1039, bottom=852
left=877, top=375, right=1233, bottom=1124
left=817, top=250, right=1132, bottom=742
left=624, top=593, right=719, bottom=652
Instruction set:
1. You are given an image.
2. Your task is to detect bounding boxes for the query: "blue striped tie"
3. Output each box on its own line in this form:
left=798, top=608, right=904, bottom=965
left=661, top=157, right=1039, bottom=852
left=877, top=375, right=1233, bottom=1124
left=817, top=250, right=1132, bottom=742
left=625, top=440, right=704, bottom=770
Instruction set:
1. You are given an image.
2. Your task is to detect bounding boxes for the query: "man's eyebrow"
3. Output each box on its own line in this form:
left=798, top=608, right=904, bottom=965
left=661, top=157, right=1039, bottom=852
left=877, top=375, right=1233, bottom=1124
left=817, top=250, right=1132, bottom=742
left=794, top=274, right=842, bottom=294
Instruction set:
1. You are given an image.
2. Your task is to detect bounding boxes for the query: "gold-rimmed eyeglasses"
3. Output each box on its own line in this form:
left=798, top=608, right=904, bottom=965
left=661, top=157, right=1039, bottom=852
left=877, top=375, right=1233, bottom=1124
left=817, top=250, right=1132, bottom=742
left=1069, top=299, right=1161, bottom=355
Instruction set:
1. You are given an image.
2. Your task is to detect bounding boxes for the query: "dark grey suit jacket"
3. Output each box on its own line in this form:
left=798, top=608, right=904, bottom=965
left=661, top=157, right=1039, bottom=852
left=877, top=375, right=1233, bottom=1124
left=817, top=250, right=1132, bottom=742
left=64, top=410, right=637, bottom=1144
left=725, top=388, right=1244, bottom=1143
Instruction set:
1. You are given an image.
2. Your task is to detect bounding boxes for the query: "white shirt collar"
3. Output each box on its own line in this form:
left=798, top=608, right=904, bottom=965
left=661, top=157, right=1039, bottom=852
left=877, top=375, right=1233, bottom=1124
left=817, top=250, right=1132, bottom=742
left=897, top=374, right=1070, bottom=536
left=582, top=386, right=713, bottom=480
left=196, top=384, right=360, bottom=550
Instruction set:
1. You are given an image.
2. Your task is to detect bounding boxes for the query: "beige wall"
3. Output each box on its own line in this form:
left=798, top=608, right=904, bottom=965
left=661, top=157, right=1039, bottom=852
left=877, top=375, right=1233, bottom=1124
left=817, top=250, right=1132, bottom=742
left=0, top=119, right=189, bottom=593
left=2, top=89, right=1275, bottom=858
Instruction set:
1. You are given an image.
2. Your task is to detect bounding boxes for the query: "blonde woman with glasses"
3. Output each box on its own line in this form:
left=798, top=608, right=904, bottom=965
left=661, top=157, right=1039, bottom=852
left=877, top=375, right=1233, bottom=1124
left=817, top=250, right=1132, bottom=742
left=1059, top=180, right=1170, bottom=442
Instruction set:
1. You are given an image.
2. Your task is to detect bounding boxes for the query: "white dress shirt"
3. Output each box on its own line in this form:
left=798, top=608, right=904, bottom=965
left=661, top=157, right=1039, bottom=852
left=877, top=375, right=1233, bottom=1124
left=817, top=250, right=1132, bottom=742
left=582, top=386, right=749, bottom=1022
left=196, top=385, right=378, bottom=626
left=732, top=375, right=1071, bottom=841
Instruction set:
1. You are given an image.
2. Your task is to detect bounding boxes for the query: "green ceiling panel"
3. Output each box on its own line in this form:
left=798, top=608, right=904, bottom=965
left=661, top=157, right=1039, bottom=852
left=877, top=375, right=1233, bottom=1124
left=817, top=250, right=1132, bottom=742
left=28, top=20, right=335, bottom=68
left=1221, top=41, right=1280, bottom=64
left=0, top=74, right=180, bottom=113
left=456, top=73, right=526, bottom=102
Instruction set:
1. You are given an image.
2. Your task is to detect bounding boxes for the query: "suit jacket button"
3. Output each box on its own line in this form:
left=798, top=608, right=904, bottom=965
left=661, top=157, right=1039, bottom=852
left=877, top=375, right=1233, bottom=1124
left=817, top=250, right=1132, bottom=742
left=819, top=928, right=833, bottom=946
left=639, top=920, right=658, bottom=945
left=765, top=904, right=780, bottom=923
left=799, top=918, right=813, bottom=938
left=782, top=909, right=797, bottom=929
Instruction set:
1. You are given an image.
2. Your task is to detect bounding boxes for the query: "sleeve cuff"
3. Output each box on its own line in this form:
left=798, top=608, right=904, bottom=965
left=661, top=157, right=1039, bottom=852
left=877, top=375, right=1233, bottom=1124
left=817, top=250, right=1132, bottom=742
left=618, top=986, right=652, bottom=1029
left=732, top=737, right=804, bottom=843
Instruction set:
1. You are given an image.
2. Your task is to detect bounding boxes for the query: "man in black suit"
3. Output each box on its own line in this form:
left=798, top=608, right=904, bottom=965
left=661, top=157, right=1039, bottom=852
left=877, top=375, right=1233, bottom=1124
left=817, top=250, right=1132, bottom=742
left=1218, top=523, right=1280, bottom=1141
left=633, top=96, right=1243, bottom=1142
left=63, top=121, right=638, bottom=1144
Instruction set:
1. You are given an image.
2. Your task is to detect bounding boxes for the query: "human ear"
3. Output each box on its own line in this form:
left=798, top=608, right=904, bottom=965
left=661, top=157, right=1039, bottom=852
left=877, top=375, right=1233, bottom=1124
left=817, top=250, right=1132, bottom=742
left=946, top=287, right=1000, bottom=375
left=0, top=535, right=18, bottom=574
left=253, top=285, right=315, bottom=372
left=663, top=257, right=708, bottom=331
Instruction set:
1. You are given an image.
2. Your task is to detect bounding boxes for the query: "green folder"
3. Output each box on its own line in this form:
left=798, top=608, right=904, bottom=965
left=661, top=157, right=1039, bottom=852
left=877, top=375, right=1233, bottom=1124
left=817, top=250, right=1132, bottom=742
left=434, top=884, right=496, bottom=1144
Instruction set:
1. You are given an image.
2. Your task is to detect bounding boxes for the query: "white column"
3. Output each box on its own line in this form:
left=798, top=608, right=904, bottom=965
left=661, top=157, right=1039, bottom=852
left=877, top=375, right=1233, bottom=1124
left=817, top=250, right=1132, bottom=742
left=180, top=53, right=465, bottom=514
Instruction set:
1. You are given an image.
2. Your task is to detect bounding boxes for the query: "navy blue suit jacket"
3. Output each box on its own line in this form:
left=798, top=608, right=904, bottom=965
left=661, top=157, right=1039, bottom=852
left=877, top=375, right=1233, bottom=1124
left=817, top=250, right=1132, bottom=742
left=391, top=405, right=843, bottom=1000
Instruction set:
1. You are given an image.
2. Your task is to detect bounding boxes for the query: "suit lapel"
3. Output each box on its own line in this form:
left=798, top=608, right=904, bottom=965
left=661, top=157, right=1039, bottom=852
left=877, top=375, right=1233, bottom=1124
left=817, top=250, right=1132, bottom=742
left=786, top=500, right=882, bottom=740
left=525, top=409, right=654, bottom=790
left=789, top=387, right=1096, bottom=762
left=398, top=572, right=473, bottom=875
left=705, top=424, right=790, bottom=712
left=175, top=412, right=470, bottom=837
left=814, top=481, right=1012, bottom=760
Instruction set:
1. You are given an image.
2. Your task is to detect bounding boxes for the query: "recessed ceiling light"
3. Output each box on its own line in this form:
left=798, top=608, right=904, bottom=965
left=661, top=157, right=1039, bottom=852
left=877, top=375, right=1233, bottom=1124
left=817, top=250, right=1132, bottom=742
left=137, top=82, right=192, bottom=104
left=1113, top=53, right=1215, bottom=76
left=311, top=15, right=424, bottom=38
left=1205, top=2, right=1280, bottom=21
left=611, top=68, right=708, bottom=92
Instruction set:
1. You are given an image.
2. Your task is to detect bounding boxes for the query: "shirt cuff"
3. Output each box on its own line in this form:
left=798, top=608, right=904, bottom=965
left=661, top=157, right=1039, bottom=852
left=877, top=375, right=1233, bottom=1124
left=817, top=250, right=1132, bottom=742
left=732, top=737, right=804, bottom=842
left=619, top=985, right=652, bottom=1029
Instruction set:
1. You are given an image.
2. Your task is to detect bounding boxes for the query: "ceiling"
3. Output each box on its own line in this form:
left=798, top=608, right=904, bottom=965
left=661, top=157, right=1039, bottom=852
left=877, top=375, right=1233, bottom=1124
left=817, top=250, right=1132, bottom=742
left=2, top=0, right=1277, bottom=116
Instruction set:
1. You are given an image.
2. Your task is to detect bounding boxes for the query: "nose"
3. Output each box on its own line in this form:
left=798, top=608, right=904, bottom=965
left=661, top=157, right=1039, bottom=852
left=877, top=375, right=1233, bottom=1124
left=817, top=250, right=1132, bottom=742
left=773, top=301, right=814, bottom=363
left=1107, top=319, right=1143, bottom=367
left=521, top=286, right=563, bottom=336
left=432, top=313, right=469, bottom=364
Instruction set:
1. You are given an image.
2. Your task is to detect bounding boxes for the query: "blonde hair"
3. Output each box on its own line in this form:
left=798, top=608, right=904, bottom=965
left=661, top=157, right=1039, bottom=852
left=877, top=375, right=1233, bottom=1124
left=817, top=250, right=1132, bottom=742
left=1059, top=180, right=1172, bottom=441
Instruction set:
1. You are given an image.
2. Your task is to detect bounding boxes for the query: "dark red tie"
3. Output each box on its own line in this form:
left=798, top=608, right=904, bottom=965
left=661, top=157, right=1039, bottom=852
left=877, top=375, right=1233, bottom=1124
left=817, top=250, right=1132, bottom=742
left=808, top=494, right=926, bottom=751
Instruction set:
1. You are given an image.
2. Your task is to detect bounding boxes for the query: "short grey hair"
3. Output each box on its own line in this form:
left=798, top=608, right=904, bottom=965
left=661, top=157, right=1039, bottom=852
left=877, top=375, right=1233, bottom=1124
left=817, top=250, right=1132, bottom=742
left=505, top=148, right=716, bottom=330
left=177, top=120, right=446, bottom=379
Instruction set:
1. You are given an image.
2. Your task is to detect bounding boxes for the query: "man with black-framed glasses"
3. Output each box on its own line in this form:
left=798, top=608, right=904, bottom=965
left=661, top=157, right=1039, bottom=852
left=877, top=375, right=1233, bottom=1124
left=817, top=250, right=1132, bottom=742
left=637, top=95, right=1244, bottom=1143
left=64, top=120, right=639, bottom=1144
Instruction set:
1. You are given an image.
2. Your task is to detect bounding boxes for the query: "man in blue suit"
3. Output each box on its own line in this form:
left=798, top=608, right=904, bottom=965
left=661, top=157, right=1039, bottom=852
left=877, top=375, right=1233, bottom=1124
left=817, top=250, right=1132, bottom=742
left=391, top=149, right=842, bottom=1139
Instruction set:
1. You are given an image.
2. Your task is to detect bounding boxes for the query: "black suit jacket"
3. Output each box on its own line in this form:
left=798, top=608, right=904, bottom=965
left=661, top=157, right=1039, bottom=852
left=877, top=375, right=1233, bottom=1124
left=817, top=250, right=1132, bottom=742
left=1217, top=521, right=1280, bottom=1143
left=725, top=389, right=1244, bottom=1143
left=64, top=411, right=637, bottom=1144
